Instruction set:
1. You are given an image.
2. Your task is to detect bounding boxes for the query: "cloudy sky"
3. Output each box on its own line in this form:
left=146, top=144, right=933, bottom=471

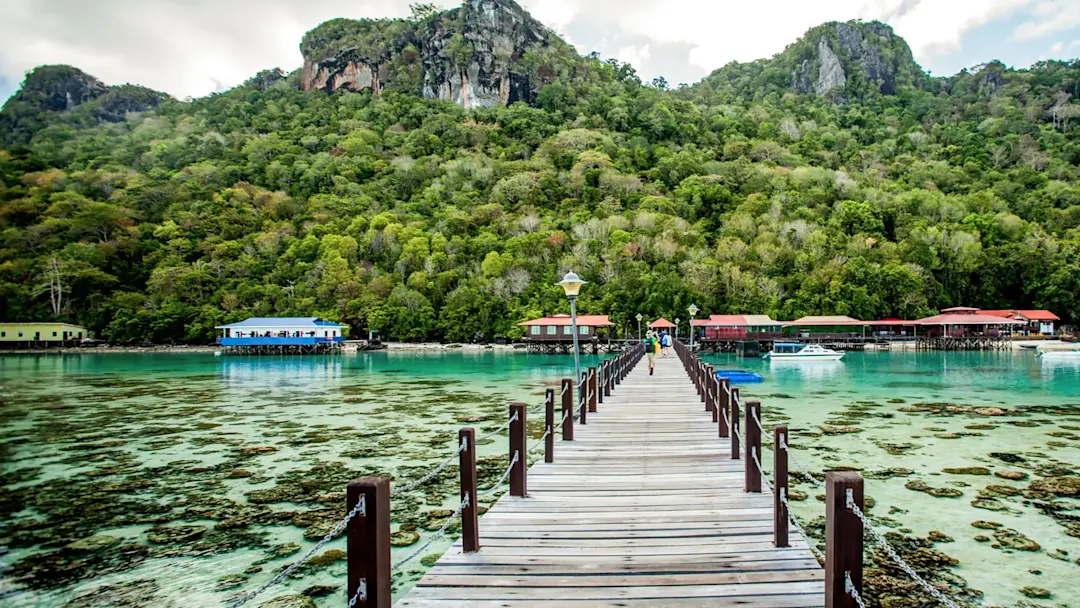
left=1, top=0, right=1078, bottom=102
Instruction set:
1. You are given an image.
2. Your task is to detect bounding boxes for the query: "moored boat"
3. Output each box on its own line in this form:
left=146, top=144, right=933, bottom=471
left=763, top=343, right=845, bottom=361
left=714, top=369, right=764, bottom=383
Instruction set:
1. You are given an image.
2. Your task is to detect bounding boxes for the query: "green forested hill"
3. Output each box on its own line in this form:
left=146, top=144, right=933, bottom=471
left=1, top=17, right=1079, bottom=343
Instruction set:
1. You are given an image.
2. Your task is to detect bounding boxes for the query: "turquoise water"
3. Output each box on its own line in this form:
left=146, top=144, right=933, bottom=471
left=0, top=350, right=1078, bottom=606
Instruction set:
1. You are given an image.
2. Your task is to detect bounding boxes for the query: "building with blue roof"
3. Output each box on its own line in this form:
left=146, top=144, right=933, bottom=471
left=215, top=317, right=347, bottom=354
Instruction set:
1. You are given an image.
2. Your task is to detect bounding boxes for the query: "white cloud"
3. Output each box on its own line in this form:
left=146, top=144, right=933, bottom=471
left=1049, top=40, right=1065, bottom=54
left=1012, top=0, right=1080, bottom=41
left=0, top=0, right=1059, bottom=101
left=616, top=44, right=651, bottom=72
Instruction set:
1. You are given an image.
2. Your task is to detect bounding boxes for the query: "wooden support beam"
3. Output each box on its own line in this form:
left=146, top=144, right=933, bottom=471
left=825, top=472, right=863, bottom=608
left=745, top=400, right=761, bottom=493
left=544, top=388, right=554, bottom=463
left=509, top=403, right=527, bottom=497
left=346, top=477, right=390, bottom=608
left=561, top=378, right=573, bottom=441
left=730, top=388, right=740, bottom=460
left=774, top=425, right=789, bottom=548
left=459, top=428, right=479, bottom=552
left=588, top=366, right=598, bottom=413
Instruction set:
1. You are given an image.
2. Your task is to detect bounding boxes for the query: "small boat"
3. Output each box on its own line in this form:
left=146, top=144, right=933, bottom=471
left=714, top=369, right=764, bottom=383
left=1037, top=349, right=1080, bottom=361
left=763, top=343, right=844, bottom=361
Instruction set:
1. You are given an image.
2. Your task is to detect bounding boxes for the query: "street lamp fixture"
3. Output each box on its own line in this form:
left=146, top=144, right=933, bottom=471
left=635, top=313, right=643, bottom=340
left=688, top=304, right=699, bottom=349
left=675, top=317, right=681, bottom=341
left=559, top=270, right=587, bottom=387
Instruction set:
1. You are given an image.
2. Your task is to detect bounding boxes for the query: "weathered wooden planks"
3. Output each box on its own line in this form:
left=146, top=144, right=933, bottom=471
left=394, top=354, right=823, bottom=606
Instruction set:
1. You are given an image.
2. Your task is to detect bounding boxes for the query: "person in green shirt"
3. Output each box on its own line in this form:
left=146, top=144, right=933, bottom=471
left=644, top=331, right=657, bottom=375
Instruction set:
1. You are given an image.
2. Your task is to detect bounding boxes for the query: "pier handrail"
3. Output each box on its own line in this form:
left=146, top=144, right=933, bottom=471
left=672, top=337, right=965, bottom=608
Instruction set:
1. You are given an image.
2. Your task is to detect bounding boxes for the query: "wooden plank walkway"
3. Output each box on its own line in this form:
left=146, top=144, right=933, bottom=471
left=396, top=354, right=824, bottom=607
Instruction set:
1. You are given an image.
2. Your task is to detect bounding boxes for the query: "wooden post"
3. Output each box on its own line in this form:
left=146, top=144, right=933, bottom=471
left=825, top=472, right=863, bottom=608
left=578, top=376, right=587, bottom=425
left=774, top=425, right=789, bottom=548
left=509, top=403, right=527, bottom=497
left=745, top=400, right=761, bottom=493
left=718, top=378, right=730, bottom=438
left=544, top=388, right=555, bottom=463
left=711, top=375, right=719, bottom=423
left=346, top=477, right=391, bottom=608
left=561, top=378, right=573, bottom=441
left=605, top=360, right=612, bottom=396
left=588, top=366, right=597, bottom=412
left=705, top=365, right=715, bottom=412
left=731, top=388, right=740, bottom=460
left=459, top=428, right=479, bottom=552
left=597, top=363, right=604, bottom=405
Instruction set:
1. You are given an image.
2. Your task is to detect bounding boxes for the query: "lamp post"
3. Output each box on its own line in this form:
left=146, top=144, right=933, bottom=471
left=688, top=304, right=699, bottom=349
left=675, top=317, right=681, bottom=341
left=635, top=313, right=643, bottom=341
left=559, top=270, right=587, bottom=387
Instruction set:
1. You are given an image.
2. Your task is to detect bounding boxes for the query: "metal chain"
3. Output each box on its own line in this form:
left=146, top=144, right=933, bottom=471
left=477, top=412, right=518, bottom=442
left=529, top=427, right=552, bottom=452
left=346, top=580, right=367, bottom=608
left=230, top=495, right=365, bottom=607
left=846, top=572, right=868, bottom=608
left=751, top=451, right=774, bottom=495
left=561, top=409, right=570, bottom=425
left=392, top=438, right=466, bottom=495
left=779, top=488, right=825, bottom=564
left=391, top=493, right=469, bottom=571
left=847, top=491, right=962, bottom=608
left=779, top=434, right=825, bottom=489
left=479, top=451, right=519, bottom=495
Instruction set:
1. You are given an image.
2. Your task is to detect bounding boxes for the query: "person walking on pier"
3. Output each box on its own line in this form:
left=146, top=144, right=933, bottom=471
left=660, top=330, right=671, bottom=356
left=644, top=331, right=657, bottom=375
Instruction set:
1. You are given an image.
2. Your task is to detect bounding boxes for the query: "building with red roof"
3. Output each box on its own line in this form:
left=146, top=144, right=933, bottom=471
left=518, top=314, right=614, bottom=342
left=977, top=309, right=1060, bottom=335
left=648, top=318, right=676, bottom=329
left=691, top=314, right=783, bottom=340
left=915, top=308, right=1024, bottom=338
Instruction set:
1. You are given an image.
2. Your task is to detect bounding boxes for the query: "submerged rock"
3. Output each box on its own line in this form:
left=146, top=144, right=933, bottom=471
left=905, top=480, right=963, bottom=498
left=258, top=595, right=317, bottom=608
left=994, top=470, right=1028, bottom=481
left=1029, top=476, right=1080, bottom=497
left=145, top=525, right=207, bottom=544
left=65, top=535, right=121, bottom=552
left=1020, top=586, right=1050, bottom=599
left=942, top=467, right=990, bottom=476
left=991, top=528, right=1040, bottom=552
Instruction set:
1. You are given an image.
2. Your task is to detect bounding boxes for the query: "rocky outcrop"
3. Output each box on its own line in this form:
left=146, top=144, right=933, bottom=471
left=299, top=0, right=557, bottom=109
left=790, top=21, right=919, bottom=98
left=420, top=0, right=547, bottom=108
left=0, top=66, right=169, bottom=145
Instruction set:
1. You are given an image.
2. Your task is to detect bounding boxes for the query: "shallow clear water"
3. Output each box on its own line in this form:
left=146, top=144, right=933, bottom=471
left=0, top=350, right=1078, bottom=607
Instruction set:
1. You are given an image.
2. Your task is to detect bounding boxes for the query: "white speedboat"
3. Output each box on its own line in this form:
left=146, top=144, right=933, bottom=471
left=764, top=343, right=845, bottom=361
left=1038, top=349, right=1080, bottom=361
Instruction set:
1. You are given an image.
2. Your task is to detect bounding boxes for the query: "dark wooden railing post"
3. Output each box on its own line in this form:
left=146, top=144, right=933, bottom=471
left=346, top=477, right=390, bottom=608
left=711, top=375, right=719, bottom=423
left=774, top=425, right=789, bottom=548
left=597, top=363, right=604, bottom=405
left=826, top=472, right=864, bottom=608
left=459, top=428, right=479, bottom=552
left=605, top=360, right=612, bottom=396
left=705, top=365, right=715, bottom=413
left=730, top=388, right=740, bottom=460
left=745, top=400, right=761, bottom=493
left=544, top=388, right=555, bottom=463
left=509, top=403, right=527, bottom=497
left=561, top=378, right=573, bottom=441
left=578, top=376, right=587, bottom=425
left=718, top=378, right=730, bottom=436
left=588, top=366, right=598, bottom=412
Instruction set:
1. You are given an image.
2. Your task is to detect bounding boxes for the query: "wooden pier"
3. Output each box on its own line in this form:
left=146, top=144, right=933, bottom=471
left=395, top=353, right=823, bottom=606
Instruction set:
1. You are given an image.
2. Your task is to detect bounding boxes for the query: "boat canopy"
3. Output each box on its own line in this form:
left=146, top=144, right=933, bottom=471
left=774, top=342, right=803, bottom=347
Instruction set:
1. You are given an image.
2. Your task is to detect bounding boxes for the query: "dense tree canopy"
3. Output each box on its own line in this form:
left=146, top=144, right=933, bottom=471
left=1, top=49, right=1079, bottom=343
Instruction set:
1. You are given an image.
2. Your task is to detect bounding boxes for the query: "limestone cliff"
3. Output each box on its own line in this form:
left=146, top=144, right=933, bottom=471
left=1, top=65, right=170, bottom=145
left=790, top=22, right=919, bottom=97
left=299, top=0, right=563, bottom=108
left=695, top=20, right=925, bottom=102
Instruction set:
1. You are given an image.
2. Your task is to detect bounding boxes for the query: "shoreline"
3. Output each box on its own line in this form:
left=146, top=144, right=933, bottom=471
left=0, top=339, right=1067, bottom=356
